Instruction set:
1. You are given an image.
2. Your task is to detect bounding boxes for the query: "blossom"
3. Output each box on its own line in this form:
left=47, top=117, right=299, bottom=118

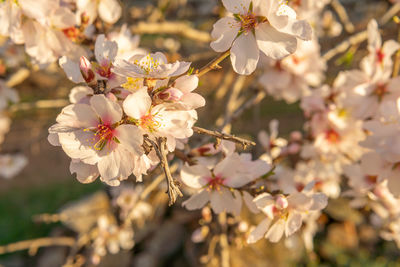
left=247, top=183, right=327, bottom=243
left=0, top=154, right=28, bottom=179
left=60, top=34, right=123, bottom=88
left=0, top=0, right=24, bottom=44
left=123, top=87, right=197, bottom=151
left=108, top=24, right=147, bottom=60
left=48, top=94, right=143, bottom=185
left=361, top=20, right=400, bottom=80
left=210, top=0, right=312, bottom=74
left=76, top=0, right=122, bottom=25
left=181, top=153, right=271, bottom=215
left=259, top=38, right=326, bottom=103
left=113, top=52, right=191, bottom=80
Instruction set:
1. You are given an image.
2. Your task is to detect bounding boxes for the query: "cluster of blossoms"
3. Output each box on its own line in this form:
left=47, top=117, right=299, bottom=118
left=49, top=34, right=205, bottom=186
left=180, top=140, right=327, bottom=245
left=0, top=0, right=122, bottom=67
left=4, top=0, right=400, bottom=264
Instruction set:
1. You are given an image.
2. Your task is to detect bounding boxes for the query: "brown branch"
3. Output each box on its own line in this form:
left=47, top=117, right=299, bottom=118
left=221, top=90, right=266, bottom=129
left=323, top=4, right=400, bottom=61
left=192, top=126, right=255, bottom=149
left=331, top=0, right=355, bottom=33
left=144, top=136, right=182, bottom=206
left=0, top=237, right=75, bottom=256
left=196, top=50, right=231, bottom=77
left=130, top=21, right=211, bottom=43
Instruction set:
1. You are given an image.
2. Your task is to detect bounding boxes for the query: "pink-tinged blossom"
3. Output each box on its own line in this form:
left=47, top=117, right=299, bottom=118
left=60, top=34, right=123, bottom=89
left=154, top=75, right=206, bottom=110
left=181, top=153, right=271, bottom=215
left=259, top=39, right=326, bottom=103
left=48, top=94, right=144, bottom=185
left=123, top=87, right=197, bottom=151
left=247, top=183, right=327, bottom=243
left=361, top=20, right=400, bottom=80
left=108, top=24, right=147, bottom=60
left=113, top=52, right=191, bottom=80
left=210, top=0, right=312, bottom=75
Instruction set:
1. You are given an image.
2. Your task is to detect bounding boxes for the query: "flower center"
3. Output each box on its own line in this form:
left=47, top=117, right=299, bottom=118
left=376, top=49, right=385, bottom=64
left=122, top=77, right=142, bottom=91
left=240, top=13, right=258, bottom=33
left=93, top=61, right=113, bottom=79
left=206, top=175, right=225, bottom=191
left=374, top=83, right=387, bottom=101
left=365, top=175, right=377, bottom=185
left=93, top=123, right=115, bottom=150
left=134, top=55, right=161, bottom=74
left=325, top=129, right=340, bottom=143
left=140, top=114, right=161, bottom=132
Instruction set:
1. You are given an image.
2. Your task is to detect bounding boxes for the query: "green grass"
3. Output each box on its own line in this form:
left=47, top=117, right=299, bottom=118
left=0, top=179, right=103, bottom=245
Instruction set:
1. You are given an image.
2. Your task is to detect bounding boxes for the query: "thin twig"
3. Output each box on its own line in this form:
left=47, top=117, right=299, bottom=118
left=10, top=99, right=69, bottom=112
left=393, top=17, right=400, bottom=78
left=221, top=90, right=266, bottom=129
left=0, top=237, right=75, bottom=256
left=192, top=126, right=255, bottom=149
left=139, top=163, right=178, bottom=200
left=196, top=51, right=231, bottom=77
left=144, top=136, right=182, bottom=206
left=323, top=4, right=400, bottom=61
left=130, top=21, right=211, bottom=43
left=218, top=212, right=230, bottom=267
left=330, top=0, right=355, bottom=33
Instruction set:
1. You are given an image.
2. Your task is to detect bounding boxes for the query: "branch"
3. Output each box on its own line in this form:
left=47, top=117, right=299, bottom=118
left=331, top=0, right=355, bottom=33
left=221, top=90, right=266, bottom=129
left=196, top=51, right=231, bottom=77
left=10, top=99, right=69, bottom=112
left=323, top=4, right=400, bottom=61
left=144, top=136, right=182, bottom=206
left=192, top=126, right=255, bottom=149
left=130, top=21, right=211, bottom=43
left=0, top=237, right=75, bottom=256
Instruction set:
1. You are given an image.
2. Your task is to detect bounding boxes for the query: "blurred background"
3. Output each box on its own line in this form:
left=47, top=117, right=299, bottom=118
left=2, top=0, right=400, bottom=266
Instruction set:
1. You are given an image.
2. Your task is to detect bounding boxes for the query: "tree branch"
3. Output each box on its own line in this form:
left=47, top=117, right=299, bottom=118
left=192, top=126, right=255, bottom=149
left=0, top=237, right=75, bottom=256
left=130, top=21, right=211, bottom=43
left=196, top=51, right=231, bottom=77
left=144, top=136, right=183, bottom=206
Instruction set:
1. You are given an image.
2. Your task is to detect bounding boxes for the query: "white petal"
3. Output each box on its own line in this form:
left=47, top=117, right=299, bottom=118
left=180, top=164, right=211, bottom=189
left=95, top=34, right=118, bottom=63
left=210, top=17, right=240, bottom=52
left=70, top=160, right=99, bottom=183
left=265, top=219, right=285, bottom=242
left=90, top=94, right=122, bottom=124
left=182, top=190, right=210, bottom=210
left=255, top=24, right=297, bottom=60
left=247, top=218, right=271, bottom=244
left=123, top=87, right=151, bottom=119
left=230, top=33, right=259, bottom=75
left=115, top=124, right=144, bottom=155
left=59, top=56, right=84, bottom=83
left=98, top=0, right=122, bottom=24
left=221, top=0, right=251, bottom=14
left=285, top=212, right=302, bottom=237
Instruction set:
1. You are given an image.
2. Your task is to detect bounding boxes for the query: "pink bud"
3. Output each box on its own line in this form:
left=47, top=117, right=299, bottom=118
left=290, top=131, right=302, bottom=141
left=80, top=56, right=95, bottom=84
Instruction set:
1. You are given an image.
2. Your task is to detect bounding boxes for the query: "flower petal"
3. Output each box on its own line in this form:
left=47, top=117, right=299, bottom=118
left=230, top=33, right=259, bottom=75
left=255, top=23, right=297, bottom=60
left=210, top=17, right=240, bottom=52
left=123, top=87, right=151, bottom=119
